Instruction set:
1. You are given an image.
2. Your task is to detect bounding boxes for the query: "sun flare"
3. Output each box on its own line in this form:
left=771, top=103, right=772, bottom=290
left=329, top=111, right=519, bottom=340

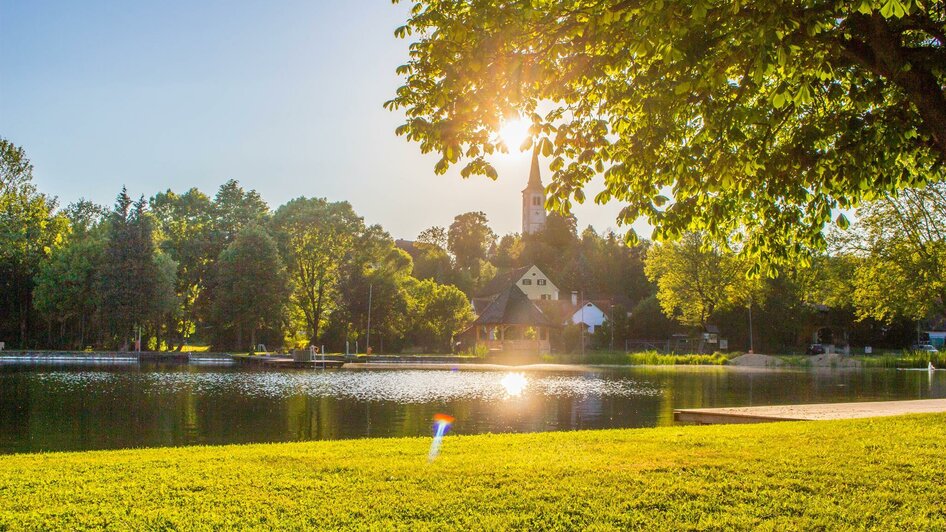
left=500, top=372, right=528, bottom=397
left=498, top=118, right=532, bottom=153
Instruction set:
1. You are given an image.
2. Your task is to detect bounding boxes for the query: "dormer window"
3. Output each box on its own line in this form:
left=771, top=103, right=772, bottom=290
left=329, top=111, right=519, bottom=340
left=537, top=279, right=546, bottom=286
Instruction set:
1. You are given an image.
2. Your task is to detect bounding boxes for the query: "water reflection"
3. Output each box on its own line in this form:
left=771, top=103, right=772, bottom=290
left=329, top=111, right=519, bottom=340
left=1, top=364, right=944, bottom=454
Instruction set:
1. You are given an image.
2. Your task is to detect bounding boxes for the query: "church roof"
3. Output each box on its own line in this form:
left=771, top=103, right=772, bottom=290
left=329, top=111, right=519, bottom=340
left=523, top=147, right=543, bottom=191
left=472, top=285, right=557, bottom=327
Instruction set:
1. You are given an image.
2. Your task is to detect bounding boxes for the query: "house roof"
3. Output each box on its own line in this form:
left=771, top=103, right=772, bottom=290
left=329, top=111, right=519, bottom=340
left=471, top=296, right=497, bottom=316
left=472, top=285, right=557, bottom=327
left=477, top=265, right=532, bottom=297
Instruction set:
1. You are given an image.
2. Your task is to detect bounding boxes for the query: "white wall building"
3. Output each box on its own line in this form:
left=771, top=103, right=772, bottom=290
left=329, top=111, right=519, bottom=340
left=568, top=293, right=609, bottom=333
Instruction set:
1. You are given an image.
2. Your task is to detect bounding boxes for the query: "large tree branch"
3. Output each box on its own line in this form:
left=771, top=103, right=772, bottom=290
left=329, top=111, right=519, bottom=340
left=841, top=13, right=946, bottom=159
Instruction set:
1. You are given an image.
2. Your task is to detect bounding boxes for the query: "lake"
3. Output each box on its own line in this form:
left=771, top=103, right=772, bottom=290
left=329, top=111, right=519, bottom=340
left=1, top=362, right=944, bottom=454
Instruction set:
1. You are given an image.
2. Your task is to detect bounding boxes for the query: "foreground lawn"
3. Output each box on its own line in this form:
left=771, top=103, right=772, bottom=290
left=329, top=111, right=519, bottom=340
left=1, top=416, right=945, bottom=530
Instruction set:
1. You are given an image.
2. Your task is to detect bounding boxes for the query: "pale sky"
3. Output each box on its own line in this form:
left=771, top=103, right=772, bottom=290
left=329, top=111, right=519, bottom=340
left=1, top=1, right=643, bottom=240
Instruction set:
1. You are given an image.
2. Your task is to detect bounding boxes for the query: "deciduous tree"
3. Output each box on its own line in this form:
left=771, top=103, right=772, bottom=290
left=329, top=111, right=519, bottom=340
left=447, top=211, right=496, bottom=278
left=271, top=198, right=362, bottom=345
left=0, top=139, right=68, bottom=347
left=845, top=183, right=946, bottom=322
left=644, top=233, right=753, bottom=329
left=213, top=226, right=288, bottom=350
left=390, top=0, right=946, bottom=268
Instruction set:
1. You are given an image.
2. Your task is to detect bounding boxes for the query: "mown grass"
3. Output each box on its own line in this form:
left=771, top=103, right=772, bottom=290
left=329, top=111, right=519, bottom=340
left=2, top=415, right=944, bottom=530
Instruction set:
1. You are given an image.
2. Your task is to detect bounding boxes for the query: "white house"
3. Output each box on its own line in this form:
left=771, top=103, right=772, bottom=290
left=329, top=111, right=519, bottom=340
left=567, top=294, right=609, bottom=333
left=479, top=264, right=560, bottom=302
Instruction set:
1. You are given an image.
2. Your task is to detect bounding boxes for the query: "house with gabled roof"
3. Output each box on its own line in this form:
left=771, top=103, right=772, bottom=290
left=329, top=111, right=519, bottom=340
left=477, top=264, right=560, bottom=302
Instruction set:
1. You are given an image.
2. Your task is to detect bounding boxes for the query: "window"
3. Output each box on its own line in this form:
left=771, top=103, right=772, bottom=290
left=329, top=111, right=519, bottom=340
left=532, top=196, right=542, bottom=206
left=537, top=279, right=546, bottom=286
left=541, top=294, right=550, bottom=300
left=522, top=279, right=532, bottom=285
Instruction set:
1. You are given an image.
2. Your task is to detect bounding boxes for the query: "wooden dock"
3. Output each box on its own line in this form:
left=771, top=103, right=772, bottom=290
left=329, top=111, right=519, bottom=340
left=674, top=398, right=946, bottom=425
left=233, top=355, right=344, bottom=369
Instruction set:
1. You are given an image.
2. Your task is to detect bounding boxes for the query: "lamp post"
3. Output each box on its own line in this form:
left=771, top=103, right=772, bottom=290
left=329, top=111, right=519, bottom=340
left=748, top=302, right=754, bottom=354
left=366, top=282, right=373, bottom=355
left=580, top=291, right=585, bottom=359
left=609, top=304, right=615, bottom=352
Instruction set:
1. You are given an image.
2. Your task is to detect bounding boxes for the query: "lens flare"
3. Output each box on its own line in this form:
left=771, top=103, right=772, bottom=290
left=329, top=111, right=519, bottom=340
left=428, top=413, right=455, bottom=462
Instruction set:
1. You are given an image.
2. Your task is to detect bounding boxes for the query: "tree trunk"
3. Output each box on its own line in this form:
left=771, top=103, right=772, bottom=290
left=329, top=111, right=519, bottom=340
left=310, top=282, right=326, bottom=346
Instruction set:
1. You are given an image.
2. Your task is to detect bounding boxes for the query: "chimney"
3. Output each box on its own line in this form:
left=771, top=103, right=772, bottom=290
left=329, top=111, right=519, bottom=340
left=571, top=291, right=578, bottom=306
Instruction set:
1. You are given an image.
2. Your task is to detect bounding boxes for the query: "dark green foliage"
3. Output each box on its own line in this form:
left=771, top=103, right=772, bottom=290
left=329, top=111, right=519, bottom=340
left=404, top=278, right=474, bottom=352
left=151, top=188, right=215, bottom=349
left=447, top=211, right=495, bottom=279
left=33, top=227, right=105, bottom=349
left=625, top=296, right=679, bottom=341
left=326, top=225, right=415, bottom=352
left=98, top=191, right=177, bottom=349
left=0, top=138, right=68, bottom=347
left=212, top=226, right=288, bottom=350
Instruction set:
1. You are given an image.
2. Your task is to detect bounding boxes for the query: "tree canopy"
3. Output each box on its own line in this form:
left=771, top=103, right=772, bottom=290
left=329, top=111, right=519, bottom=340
left=389, top=0, right=946, bottom=269
left=644, top=232, right=753, bottom=328
left=840, top=182, right=946, bottom=322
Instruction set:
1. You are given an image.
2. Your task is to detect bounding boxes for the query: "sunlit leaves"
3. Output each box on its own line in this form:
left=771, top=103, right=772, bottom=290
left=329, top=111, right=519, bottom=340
left=389, top=0, right=946, bottom=272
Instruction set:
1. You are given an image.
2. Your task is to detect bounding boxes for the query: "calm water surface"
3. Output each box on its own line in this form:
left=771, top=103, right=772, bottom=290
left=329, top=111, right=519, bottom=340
left=1, top=362, right=944, bottom=453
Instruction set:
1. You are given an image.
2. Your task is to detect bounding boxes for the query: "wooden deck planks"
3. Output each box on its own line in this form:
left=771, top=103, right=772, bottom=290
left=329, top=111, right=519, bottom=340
left=674, top=398, right=946, bottom=425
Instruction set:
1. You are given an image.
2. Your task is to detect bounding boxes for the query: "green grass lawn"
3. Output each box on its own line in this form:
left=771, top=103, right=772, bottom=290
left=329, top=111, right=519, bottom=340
left=2, top=415, right=945, bottom=530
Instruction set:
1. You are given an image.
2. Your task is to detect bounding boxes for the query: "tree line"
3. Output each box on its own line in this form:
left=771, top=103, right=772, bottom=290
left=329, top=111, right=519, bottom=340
left=1, top=139, right=471, bottom=352
left=2, top=137, right=941, bottom=353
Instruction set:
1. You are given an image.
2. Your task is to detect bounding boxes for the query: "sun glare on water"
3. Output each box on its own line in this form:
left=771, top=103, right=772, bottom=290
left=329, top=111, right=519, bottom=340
left=500, top=372, right=528, bottom=397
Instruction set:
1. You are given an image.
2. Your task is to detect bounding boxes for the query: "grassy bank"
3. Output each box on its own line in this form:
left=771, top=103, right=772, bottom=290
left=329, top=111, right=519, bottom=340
left=553, top=350, right=734, bottom=365
left=856, top=350, right=946, bottom=368
left=2, top=415, right=944, bottom=529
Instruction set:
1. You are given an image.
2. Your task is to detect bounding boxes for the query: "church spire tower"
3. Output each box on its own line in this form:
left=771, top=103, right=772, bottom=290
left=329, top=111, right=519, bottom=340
left=522, top=147, right=547, bottom=234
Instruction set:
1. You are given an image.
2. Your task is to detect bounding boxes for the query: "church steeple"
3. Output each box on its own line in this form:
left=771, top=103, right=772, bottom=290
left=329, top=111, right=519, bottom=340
left=526, top=147, right=543, bottom=190
left=522, top=147, right=547, bottom=235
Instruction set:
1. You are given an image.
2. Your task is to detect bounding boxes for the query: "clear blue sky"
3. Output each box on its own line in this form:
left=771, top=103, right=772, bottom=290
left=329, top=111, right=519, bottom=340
left=1, top=1, right=636, bottom=240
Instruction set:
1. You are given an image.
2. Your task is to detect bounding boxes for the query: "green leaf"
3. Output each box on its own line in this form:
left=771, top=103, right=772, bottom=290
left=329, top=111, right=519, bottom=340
left=835, top=213, right=850, bottom=230
left=880, top=0, right=906, bottom=18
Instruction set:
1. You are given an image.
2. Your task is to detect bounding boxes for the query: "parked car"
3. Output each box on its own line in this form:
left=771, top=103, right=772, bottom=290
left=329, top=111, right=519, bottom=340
left=806, top=344, right=826, bottom=355
left=913, top=344, right=939, bottom=353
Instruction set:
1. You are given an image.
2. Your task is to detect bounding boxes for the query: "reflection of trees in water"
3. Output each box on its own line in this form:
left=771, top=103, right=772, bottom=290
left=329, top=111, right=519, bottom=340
left=4, top=366, right=946, bottom=453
